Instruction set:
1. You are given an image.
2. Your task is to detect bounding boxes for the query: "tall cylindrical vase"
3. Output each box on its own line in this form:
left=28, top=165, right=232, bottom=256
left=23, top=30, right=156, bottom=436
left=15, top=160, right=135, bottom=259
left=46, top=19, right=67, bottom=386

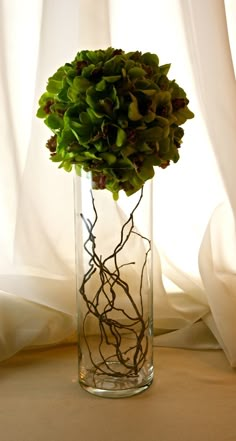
left=74, top=170, right=153, bottom=398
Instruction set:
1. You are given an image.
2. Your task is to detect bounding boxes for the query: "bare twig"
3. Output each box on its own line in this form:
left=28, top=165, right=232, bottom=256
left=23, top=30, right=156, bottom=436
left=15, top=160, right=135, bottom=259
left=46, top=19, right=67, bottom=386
left=79, top=187, right=151, bottom=378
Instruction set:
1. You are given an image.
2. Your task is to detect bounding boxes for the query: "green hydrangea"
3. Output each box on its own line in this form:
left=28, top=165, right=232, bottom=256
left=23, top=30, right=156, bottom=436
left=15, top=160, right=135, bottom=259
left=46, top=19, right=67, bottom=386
left=37, top=47, right=194, bottom=199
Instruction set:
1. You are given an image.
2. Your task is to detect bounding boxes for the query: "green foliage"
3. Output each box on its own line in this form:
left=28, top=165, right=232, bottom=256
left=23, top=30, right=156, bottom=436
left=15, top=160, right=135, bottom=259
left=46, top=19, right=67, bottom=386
left=37, top=47, right=194, bottom=198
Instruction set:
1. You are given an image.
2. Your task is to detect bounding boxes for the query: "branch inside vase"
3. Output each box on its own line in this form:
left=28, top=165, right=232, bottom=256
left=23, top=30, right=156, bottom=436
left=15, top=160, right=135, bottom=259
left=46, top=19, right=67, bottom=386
left=79, top=187, right=151, bottom=380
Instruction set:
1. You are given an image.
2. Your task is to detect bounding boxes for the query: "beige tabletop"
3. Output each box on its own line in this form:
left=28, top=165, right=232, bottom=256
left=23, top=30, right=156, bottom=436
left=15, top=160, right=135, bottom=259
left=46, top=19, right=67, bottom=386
left=1, top=345, right=236, bottom=441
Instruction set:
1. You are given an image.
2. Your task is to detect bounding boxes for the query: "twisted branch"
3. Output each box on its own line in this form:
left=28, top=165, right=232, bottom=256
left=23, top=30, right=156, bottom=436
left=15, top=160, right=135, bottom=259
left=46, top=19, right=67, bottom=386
left=79, top=187, right=151, bottom=379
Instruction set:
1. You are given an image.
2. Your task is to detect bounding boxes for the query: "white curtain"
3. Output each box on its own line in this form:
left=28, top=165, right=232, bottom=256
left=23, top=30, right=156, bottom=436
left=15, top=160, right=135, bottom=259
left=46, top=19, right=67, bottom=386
left=1, top=0, right=236, bottom=365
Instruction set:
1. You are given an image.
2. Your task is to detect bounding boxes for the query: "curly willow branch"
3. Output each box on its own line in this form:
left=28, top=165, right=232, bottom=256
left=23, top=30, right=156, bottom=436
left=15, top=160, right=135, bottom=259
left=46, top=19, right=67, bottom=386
left=79, top=187, right=151, bottom=379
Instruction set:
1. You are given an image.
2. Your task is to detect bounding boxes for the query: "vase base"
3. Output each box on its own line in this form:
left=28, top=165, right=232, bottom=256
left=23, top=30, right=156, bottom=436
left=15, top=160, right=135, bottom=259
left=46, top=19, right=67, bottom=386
left=80, top=379, right=153, bottom=398
left=79, top=363, right=154, bottom=398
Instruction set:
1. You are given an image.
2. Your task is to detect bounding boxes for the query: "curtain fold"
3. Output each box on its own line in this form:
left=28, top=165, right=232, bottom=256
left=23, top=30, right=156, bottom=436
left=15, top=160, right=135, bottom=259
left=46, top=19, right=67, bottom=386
left=180, top=0, right=236, bottom=366
left=0, top=0, right=112, bottom=361
left=1, top=0, right=236, bottom=365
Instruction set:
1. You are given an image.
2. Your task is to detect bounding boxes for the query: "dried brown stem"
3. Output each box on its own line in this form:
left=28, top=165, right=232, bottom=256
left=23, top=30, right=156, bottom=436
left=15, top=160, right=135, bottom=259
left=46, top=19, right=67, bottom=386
left=79, top=187, right=151, bottom=378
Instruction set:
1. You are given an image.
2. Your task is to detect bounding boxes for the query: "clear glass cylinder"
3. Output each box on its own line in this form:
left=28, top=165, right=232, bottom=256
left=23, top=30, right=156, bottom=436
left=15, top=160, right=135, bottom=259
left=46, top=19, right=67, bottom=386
left=74, top=170, right=153, bottom=398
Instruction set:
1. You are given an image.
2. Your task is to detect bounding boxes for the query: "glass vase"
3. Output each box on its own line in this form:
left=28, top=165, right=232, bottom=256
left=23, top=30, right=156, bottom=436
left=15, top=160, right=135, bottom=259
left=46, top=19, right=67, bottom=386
left=74, top=170, right=153, bottom=398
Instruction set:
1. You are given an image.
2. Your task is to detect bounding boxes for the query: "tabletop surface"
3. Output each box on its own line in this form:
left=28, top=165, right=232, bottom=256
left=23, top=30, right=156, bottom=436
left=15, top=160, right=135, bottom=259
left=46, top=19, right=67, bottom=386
left=1, top=345, right=236, bottom=441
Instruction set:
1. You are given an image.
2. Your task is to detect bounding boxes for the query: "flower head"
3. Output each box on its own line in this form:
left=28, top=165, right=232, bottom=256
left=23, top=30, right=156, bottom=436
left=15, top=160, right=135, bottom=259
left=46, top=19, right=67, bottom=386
left=37, top=47, right=194, bottom=199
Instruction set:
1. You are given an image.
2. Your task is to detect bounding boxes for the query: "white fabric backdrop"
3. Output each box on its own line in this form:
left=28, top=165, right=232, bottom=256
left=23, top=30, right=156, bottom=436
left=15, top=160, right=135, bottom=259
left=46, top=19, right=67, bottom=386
left=0, top=0, right=236, bottom=365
